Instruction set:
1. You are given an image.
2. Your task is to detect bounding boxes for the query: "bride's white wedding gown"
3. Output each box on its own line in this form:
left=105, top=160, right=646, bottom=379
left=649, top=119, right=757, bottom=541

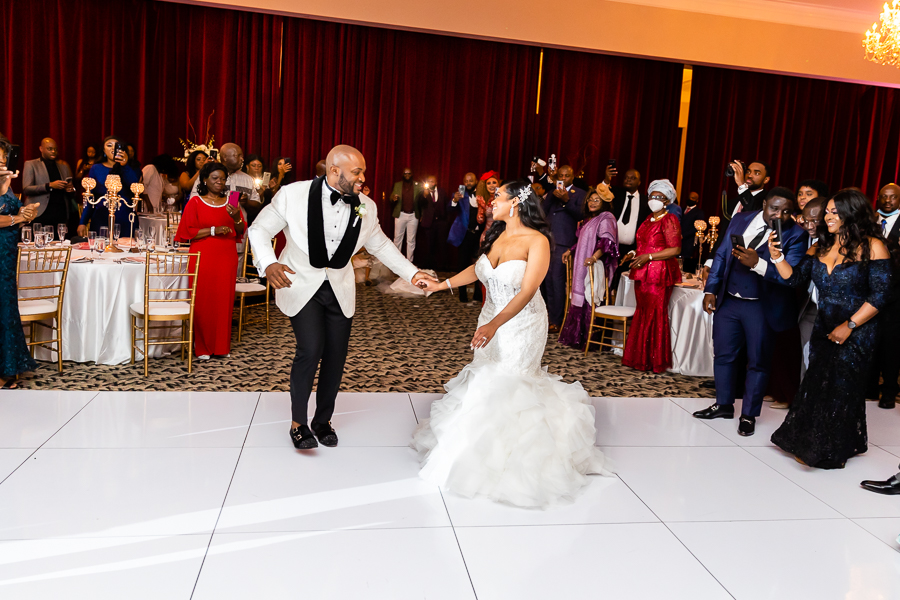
left=411, top=255, right=609, bottom=508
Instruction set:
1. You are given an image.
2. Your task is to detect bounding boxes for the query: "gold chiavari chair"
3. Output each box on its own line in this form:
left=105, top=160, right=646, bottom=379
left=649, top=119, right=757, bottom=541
left=165, top=211, right=182, bottom=246
left=584, top=264, right=636, bottom=356
left=130, top=252, right=200, bottom=376
left=234, top=239, right=275, bottom=342
left=561, top=253, right=574, bottom=331
left=16, top=247, right=72, bottom=372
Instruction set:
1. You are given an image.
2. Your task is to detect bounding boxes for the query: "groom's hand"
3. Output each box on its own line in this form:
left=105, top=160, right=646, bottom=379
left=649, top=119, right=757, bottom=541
left=412, top=270, right=437, bottom=288
left=265, top=263, right=296, bottom=289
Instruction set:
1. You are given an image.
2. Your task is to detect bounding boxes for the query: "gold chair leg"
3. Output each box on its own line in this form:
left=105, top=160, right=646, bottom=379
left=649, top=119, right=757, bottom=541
left=584, top=312, right=594, bottom=357
left=131, top=316, right=136, bottom=365
left=143, top=317, right=149, bottom=377
left=56, top=319, right=62, bottom=373
left=181, top=322, right=186, bottom=361
left=237, top=295, right=245, bottom=343
left=265, top=293, right=270, bottom=335
left=187, top=317, right=194, bottom=374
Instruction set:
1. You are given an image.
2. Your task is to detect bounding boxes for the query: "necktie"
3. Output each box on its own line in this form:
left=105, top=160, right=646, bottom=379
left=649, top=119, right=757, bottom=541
left=747, top=225, right=767, bottom=249
left=882, top=218, right=888, bottom=234
left=622, top=193, right=634, bottom=225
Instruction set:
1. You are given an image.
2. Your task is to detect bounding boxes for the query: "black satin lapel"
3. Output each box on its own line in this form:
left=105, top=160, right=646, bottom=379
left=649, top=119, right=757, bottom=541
left=329, top=195, right=362, bottom=268
left=307, top=177, right=328, bottom=268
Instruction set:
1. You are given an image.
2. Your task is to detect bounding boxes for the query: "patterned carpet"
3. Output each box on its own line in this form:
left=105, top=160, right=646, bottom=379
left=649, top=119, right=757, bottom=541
left=15, top=282, right=715, bottom=398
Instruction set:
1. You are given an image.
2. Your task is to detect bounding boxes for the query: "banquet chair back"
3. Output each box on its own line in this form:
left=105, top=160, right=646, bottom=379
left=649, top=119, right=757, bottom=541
left=130, top=251, right=200, bottom=376
left=561, top=253, right=574, bottom=332
left=16, top=247, right=72, bottom=372
left=234, top=238, right=274, bottom=342
left=166, top=212, right=182, bottom=246
left=584, top=265, right=636, bottom=356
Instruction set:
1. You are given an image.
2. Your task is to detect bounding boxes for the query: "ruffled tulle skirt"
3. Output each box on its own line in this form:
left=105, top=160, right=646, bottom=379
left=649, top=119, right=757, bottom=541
left=411, top=359, right=609, bottom=508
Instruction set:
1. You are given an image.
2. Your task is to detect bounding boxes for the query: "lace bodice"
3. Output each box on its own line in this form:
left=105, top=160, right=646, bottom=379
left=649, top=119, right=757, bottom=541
left=473, top=255, right=548, bottom=376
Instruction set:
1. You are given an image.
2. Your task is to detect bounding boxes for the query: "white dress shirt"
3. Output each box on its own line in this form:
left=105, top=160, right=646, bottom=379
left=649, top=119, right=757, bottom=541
left=879, top=212, right=899, bottom=238
left=617, top=191, right=641, bottom=246
left=322, top=181, right=352, bottom=261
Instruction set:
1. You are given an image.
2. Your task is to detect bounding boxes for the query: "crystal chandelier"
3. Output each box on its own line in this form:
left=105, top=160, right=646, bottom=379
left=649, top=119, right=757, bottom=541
left=864, top=1, right=900, bottom=67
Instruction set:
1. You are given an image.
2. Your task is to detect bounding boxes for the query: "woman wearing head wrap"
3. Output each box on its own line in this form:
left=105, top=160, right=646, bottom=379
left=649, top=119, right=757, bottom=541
left=621, top=179, right=682, bottom=372
left=558, top=183, right=619, bottom=349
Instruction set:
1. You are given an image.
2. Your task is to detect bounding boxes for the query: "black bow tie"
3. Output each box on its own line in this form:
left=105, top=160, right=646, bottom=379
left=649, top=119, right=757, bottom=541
left=330, top=189, right=355, bottom=206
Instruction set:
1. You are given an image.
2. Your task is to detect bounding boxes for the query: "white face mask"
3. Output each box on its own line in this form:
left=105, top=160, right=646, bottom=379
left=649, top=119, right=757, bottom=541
left=648, top=199, right=666, bottom=213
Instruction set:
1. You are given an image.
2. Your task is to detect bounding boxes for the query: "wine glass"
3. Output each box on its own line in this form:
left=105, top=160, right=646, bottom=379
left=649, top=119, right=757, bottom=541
left=88, top=231, right=96, bottom=259
left=57, top=223, right=67, bottom=242
left=136, top=227, right=145, bottom=251
left=114, top=224, right=121, bottom=248
left=21, top=226, right=32, bottom=245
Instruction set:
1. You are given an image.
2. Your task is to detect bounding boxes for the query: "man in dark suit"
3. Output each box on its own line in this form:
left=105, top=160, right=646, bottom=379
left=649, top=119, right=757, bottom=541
left=680, top=191, right=706, bottom=273
left=693, top=187, right=808, bottom=436
left=722, top=160, right=771, bottom=220
left=603, top=165, right=651, bottom=292
left=868, top=183, right=900, bottom=409
left=448, top=172, right=483, bottom=303
left=415, top=175, right=450, bottom=271
left=542, top=165, right=585, bottom=331
left=22, top=137, right=77, bottom=237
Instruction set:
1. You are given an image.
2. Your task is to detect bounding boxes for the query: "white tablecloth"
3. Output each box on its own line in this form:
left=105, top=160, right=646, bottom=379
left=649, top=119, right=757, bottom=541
left=19, top=249, right=185, bottom=365
left=137, top=214, right=169, bottom=247
left=615, top=273, right=714, bottom=376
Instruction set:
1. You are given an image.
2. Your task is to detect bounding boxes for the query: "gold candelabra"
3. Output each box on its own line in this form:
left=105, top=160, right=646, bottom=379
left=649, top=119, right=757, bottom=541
left=864, top=0, right=900, bottom=67
left=82, top=174, right=140, bottom=253
left=693, top=216, right=721, bottom=277
left=129, top=183, right=144, bottom=252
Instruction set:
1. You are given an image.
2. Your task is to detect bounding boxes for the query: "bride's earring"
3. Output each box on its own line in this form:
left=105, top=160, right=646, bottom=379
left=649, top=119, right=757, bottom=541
left=509, top=203, right=516, bottom=218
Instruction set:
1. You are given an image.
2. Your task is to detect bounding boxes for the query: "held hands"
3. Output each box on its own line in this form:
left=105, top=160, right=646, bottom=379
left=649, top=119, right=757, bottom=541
left=418, top=278, right=446, bottom=293
left=827, top=322, right=852, bottom=345
left=731, top=244, right=759, bottom=268
left=412, top=271, right=438, bottom=289
left=702, top=293, right=716, bottom=315
left=265, top=263, right=296, bottom=289
left=19, top=204, right=37, bottom=222
left=470, top=322, right=498, bottom=350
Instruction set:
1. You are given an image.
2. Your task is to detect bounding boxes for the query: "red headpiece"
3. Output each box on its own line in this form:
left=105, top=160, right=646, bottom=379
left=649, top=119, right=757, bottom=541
left=480, top=170, right=500, bottom=181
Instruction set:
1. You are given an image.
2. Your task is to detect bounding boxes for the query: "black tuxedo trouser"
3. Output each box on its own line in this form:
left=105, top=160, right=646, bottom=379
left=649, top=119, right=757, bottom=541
left=288, top=281, right=353, bottom=426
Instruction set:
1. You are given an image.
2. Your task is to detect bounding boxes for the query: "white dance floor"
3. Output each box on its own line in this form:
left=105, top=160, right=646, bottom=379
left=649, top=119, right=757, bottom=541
left=0, top=390, right=899, bottom=599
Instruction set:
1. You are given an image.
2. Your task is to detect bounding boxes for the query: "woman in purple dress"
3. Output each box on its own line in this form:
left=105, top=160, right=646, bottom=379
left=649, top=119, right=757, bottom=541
left=558, top=184, right=619, bottom=349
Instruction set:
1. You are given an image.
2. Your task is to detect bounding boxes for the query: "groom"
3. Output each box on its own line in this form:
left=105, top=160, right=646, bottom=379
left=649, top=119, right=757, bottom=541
left=248, top=145, right=435, bottom=450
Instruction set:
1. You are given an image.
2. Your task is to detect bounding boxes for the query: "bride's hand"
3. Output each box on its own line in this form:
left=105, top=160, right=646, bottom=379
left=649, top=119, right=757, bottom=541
left=470, top=323, right=498, bottom=350
left=419, top=278, right=446, bottom=293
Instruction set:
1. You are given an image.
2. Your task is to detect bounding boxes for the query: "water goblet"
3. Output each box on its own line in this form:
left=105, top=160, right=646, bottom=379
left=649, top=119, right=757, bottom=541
left=44, top=225, right=54, bottom=245
left=21, top=226, right=32, bottom=245
left=58, top=223, right=67, bottom=242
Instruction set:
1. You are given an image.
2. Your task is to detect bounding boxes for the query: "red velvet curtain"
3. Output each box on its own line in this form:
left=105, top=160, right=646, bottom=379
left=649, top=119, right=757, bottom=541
left=535, top=49, right=683, bottom=187
left=682, top=66, right=900, bottom=217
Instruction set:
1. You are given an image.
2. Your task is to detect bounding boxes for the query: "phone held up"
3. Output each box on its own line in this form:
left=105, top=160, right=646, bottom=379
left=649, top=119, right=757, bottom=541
left=608, top=159, right=617, bottom=169
left=5, top=145, right=21, bottom=173
left=227, top=191, right=240, bottom=208
left=209, top=149, right=219, bottom=161
left=773, top=218, right=783, bottom=248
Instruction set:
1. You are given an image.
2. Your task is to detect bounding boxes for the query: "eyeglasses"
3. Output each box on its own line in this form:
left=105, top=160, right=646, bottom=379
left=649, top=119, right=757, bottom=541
left=649, top=195, right=668, bottom=201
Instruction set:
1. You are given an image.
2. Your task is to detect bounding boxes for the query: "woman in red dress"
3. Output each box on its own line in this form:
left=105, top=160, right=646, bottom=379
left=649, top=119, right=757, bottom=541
left=175, top=163, right=246, bottom=360
left=621, top=179, right=682, bottom=373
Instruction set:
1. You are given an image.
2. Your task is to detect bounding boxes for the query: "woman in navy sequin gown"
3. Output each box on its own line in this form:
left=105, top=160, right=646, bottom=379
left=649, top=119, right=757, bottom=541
left=767, top=189, right=894, bottom=469
left=0, top=139, right=38, bottom=388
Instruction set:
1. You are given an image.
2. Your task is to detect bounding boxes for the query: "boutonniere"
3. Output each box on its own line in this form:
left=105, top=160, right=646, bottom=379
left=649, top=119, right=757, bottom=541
left=353, top=203, right=368, bottom=227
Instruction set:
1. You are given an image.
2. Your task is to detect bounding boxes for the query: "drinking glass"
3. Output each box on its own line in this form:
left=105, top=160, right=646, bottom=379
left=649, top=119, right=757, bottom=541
left=99, top=226, right=109, bottom=243
left=136, top=228, right=145, bottom=251
left=147, top=236, right=155, bottom=252
left=88, top=231, right=96, bottom=259
left=34, top=231, right=45, bottom=249
left=95, top=237, right=106, bottom=257
left=114, top=224, right=121, bottom=246
left=44, top=225, right=54, bottom=244
left=57, top=223, right=67, bottom=242
left=21, top=226, right=32, bottom=245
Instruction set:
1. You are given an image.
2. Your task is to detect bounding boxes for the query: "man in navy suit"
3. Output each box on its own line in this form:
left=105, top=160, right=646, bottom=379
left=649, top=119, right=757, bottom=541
left=542, top=165, right=585, bottom=331
left=693, top=187, right=808, bottom=436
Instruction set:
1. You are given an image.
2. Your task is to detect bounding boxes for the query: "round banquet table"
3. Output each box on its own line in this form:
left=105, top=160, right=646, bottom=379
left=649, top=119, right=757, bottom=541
left=18, top=247, right=185, bottom=365
left=614, top=272, right=714, bottom=376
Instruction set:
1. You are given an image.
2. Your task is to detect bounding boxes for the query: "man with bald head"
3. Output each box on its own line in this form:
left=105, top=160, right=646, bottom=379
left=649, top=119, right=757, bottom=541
left=542, top=164, right=586, bottom=331
left=866, top=183, right=900, bottom=408
left=22, top=137, right=76, bottom=236
left=248, top=145, right=435, bottom=450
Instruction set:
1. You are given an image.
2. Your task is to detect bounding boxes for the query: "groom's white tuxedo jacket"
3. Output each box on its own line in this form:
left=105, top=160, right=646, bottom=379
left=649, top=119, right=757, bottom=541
left=248, top=177, right=419, bottom=318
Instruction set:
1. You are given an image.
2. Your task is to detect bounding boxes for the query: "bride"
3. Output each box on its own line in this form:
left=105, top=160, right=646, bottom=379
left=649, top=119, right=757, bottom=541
left=414, top=180, right=609, bottom=508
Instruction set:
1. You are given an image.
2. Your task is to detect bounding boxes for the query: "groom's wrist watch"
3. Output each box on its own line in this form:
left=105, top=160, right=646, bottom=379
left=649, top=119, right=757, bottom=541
left=847, top=320, right=857, bottom=330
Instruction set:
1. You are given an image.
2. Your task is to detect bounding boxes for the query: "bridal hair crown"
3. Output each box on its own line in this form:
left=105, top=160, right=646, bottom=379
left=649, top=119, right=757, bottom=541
left=517, top=186, right=531, bottom=204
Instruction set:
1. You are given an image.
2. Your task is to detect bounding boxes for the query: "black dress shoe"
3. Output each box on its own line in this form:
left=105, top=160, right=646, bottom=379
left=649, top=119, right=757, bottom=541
left=290, top=424, right=318, bottom=449
left=878, top=398, right=896, bottom=409
left=699, top=380, right=716, bottom=389
left=737, top=415, right=756, bottom=436
left=312, top=421, right=339, bottom=447
left=860, top=476, right=900, bottom=495
left=692, top=403, right=734, bottom=420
